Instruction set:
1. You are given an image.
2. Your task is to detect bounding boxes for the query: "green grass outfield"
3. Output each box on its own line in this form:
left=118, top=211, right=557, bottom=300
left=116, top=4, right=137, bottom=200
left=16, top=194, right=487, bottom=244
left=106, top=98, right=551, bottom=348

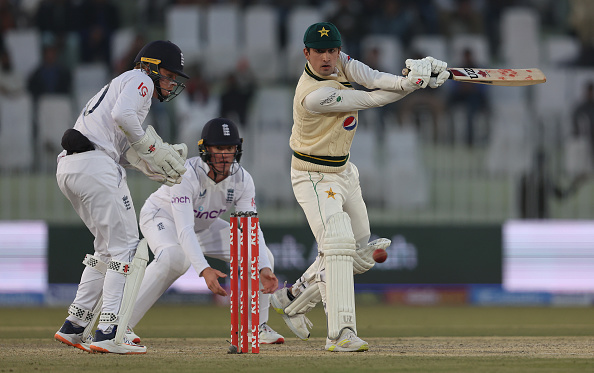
left=1, top=304, right=593, bottom=372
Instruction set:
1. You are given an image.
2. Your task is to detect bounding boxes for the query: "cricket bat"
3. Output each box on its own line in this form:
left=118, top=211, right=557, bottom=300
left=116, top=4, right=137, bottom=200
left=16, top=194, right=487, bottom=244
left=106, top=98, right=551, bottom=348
left=402, top=67, right=546, bottom=86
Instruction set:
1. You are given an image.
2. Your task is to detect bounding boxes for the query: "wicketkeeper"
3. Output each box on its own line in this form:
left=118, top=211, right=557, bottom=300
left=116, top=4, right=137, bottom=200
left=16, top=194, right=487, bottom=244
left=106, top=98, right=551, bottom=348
left=54, top=40, right=190, bottom=354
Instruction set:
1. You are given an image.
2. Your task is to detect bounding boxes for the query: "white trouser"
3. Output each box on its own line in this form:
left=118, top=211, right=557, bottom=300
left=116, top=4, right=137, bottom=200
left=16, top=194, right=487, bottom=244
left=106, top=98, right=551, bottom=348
left=57, top=150, right=139, bottom=330
left=291, top=162, right=370, bottom=332
left=291, top=162, right=370, bottom=248
left=129, top=213, right=273, bottom=328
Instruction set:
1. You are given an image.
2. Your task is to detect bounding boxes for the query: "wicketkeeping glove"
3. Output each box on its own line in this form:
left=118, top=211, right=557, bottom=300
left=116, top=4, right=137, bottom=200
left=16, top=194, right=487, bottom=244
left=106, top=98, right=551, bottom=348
left=125, top=143, right=187, bottom=186
left=405, top=58, right=431, bottom=89
left=130, top=125, right=188, bottom=181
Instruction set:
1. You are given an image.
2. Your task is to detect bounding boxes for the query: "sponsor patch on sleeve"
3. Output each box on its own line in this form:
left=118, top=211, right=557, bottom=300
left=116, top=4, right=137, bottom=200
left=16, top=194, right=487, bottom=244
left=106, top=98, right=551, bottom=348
left=319, top=92, right=337, bottom=106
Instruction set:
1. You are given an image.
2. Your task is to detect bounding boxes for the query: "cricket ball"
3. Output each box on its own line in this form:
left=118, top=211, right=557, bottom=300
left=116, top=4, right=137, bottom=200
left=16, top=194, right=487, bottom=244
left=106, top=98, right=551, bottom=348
left=372, top=249, right=387, bottom=263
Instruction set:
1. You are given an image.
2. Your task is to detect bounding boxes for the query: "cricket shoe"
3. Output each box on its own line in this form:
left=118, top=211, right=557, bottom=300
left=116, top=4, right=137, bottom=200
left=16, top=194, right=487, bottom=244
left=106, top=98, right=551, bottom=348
left=271, top=287, right=313, bottom=340
left=126, top=326, right=141, bottom=344
left=90, top=326, right=147, bottom=354
left=259, top=323, right=285, bottom=344
left=54, top=320, right=93, bottom=353
left=325, top=328, right=369, bottom=352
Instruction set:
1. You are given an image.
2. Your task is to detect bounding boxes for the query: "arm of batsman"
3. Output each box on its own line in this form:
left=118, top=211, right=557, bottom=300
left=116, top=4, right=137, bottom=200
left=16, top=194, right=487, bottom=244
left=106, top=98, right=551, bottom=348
left=125, top=144, right=187, bottom=186
left=353, top=238, right=391, bottom=275
left=130, top=125, right=188, bottom=180
left=424, top=56, right=449, bottom=88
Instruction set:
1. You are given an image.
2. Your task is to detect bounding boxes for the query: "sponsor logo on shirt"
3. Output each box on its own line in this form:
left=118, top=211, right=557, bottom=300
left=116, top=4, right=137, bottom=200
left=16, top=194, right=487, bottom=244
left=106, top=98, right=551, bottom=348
left=226, top=189, right=234, bottom=203
left=122, top=195, right=131, bottom=210
left=171, top=196, right=191, bottom=204
left=194, top=208, right=227, bottom=219
left=320, top=92, right=337, bottom=106
left=199, top=189, right=207, bottom=198
left=343, top=116, right=357, bottom=131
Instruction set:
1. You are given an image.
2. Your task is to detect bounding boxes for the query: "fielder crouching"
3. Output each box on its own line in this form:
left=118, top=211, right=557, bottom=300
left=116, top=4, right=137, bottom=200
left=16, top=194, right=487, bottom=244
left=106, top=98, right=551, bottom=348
left=125, top=118, right=285, bottom=345
left=54, top=40, right=190, bottom=354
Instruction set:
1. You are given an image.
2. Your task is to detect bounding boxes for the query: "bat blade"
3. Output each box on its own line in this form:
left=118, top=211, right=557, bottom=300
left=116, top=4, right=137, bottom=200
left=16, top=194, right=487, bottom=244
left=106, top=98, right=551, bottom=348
left=448, top=68, right=546, bottom=86
left=401, top=67, right=547, bottom=86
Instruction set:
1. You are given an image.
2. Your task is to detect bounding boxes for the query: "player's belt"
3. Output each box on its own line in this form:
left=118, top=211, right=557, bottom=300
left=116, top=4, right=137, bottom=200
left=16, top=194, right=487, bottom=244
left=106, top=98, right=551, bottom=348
left=293, top=151, right=349, bottom=167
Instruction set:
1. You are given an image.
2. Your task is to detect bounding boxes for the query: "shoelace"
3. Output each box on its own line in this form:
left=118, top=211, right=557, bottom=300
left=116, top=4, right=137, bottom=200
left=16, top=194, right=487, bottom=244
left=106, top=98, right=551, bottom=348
left=259, top=323, right=273, bottom=333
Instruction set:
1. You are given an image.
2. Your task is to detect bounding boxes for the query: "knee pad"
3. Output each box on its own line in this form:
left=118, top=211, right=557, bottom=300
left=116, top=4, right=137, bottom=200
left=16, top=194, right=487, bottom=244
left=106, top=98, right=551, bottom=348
left=322, top=212, right=356, bottom=255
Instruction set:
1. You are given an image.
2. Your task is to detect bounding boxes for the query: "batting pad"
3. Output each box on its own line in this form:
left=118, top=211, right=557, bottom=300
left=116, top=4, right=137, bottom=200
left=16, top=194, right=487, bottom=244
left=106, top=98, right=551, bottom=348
left=322, top=212, right=357, bottom=340
left=99, top=239, right=149, bottom=344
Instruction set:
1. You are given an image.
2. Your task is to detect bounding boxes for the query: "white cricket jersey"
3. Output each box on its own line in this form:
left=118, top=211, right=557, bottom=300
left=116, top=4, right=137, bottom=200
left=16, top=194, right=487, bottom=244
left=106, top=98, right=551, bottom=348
left=141, top=156, right=270, bottom=273
left=70, top=69, right=153, bottom=162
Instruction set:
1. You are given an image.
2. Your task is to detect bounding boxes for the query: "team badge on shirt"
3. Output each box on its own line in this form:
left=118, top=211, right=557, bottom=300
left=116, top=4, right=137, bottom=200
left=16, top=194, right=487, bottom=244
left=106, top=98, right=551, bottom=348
left=343, top=116, right=357, bottom=131
left=325, top=188, right=337, bottom=199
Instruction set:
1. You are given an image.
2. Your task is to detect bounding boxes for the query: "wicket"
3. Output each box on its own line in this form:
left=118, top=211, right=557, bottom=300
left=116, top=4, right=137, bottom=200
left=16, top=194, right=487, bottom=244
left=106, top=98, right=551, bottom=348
left=229, top=212, right=259, bottom=354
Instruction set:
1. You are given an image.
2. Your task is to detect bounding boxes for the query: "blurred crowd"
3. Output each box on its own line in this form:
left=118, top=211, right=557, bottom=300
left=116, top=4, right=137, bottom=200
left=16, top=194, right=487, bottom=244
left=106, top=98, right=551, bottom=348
left=0, top=0, right=593, bottom=162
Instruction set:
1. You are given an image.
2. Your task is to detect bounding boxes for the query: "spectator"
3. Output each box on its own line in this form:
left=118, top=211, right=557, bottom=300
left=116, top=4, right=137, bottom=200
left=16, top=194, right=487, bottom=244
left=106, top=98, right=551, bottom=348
left=76, top=0, right=120, bottom=64
left=572, top=82, right=594, bottom=157
left=219, top=58, right=255, bottom=127
left=446, top=47, right=489, bottom=147
left=569, top=0, right=594, bottom=66
left=0, top=0, right=18, bottom=35
left=0, top=48, right=26, bottom=96
left=518, top=147, right=582, bottom=219
left=27, top=44, right=72, bottom=101
left=439, top=0, right=485, bottom=37
left=328, top=0, right=366, bottom=56
left=175, top=64, right=219, bottom=156
left=34, top=0, right=77, bottom=46
left=113, top=34, right=146, bottom=75
left=370, top=0, right=414, bottom=47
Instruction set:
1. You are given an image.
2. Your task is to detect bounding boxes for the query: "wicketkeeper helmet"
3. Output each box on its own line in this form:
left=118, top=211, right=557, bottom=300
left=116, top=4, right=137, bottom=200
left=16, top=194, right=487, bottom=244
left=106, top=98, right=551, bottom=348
left=134, top=40, right=189, bottom=102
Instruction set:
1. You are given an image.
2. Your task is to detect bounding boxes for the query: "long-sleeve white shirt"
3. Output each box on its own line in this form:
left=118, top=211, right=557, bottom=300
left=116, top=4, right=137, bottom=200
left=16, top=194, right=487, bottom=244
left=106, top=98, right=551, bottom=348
left=69, top=69, right=152, bottom=162
left=303, top=52, right=417, bottom=114
left=141, top=156, right=271, bottom=276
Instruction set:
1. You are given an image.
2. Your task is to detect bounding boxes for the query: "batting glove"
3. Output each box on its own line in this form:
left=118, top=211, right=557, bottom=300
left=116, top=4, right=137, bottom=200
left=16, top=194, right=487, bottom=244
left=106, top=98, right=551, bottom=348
left=405, top=58, right=431, bottom=89
left=424, top=56, right=447, bottom=74
left=428, top=71, right=450, bottom=88
left=424, top=56, right=449, bottom=88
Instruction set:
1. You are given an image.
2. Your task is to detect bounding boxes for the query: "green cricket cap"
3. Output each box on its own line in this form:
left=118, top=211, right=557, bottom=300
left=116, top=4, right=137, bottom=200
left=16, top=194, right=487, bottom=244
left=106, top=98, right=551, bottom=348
left=303, top=22, right=341, bottom=49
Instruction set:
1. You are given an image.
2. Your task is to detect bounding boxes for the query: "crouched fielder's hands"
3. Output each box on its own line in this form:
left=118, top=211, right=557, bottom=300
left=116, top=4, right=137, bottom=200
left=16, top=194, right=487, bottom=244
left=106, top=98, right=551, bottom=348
left=424, top=56, right=449, bottom=88
left=127, top=125, right=188, bottom=185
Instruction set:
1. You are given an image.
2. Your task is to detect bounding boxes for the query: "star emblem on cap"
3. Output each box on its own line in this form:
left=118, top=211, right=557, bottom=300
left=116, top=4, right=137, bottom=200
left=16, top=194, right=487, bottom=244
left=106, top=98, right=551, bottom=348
left=325, top=187, right=336, bottom=199
left=318, top=27, right=330, bottom=37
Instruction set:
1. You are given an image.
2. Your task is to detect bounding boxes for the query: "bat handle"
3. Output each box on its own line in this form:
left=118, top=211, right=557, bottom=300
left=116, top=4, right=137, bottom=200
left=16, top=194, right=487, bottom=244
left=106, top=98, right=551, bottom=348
left=401, top=68, right=453, bottom=80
